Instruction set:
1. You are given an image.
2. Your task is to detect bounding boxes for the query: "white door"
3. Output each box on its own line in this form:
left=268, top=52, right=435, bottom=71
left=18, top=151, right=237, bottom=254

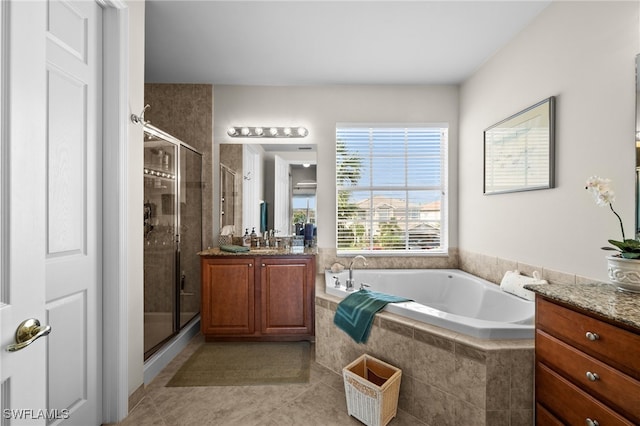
left=1, top=1, right=102, bottom=425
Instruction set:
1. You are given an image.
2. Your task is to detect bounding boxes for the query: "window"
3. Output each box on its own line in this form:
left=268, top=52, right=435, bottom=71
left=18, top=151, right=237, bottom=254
left=336, top=125, right=447, bottom=254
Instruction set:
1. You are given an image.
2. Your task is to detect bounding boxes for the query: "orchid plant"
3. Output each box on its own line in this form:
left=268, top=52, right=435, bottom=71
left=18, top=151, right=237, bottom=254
left=585, top=176, right=640, bottom=259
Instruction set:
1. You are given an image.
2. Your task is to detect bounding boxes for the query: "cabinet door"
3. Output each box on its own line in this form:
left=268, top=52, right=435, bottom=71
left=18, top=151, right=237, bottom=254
left=260, top=257, right=315, bottom=337
left=201, top=257, right=255, bottom=336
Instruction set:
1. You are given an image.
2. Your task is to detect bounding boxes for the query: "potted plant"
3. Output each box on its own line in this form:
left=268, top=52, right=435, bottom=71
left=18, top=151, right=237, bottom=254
left=586, top=176, right=640, bottom=292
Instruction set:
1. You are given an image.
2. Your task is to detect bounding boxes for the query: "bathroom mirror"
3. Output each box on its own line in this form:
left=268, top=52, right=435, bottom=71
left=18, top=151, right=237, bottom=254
left=219, top=142, right=317, bottom=237
left=484, top=96, right=556, bottom=195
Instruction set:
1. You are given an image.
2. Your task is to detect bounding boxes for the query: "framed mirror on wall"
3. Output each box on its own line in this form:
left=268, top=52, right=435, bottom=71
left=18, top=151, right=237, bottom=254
left=484, top=96, right=556, bottom=195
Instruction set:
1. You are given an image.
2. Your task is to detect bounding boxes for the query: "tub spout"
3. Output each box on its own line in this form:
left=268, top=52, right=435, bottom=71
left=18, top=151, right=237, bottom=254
left=346, top=255, right=367, bottom=291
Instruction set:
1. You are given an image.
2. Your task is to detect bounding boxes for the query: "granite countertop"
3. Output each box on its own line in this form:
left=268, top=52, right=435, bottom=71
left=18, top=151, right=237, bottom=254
left=525, top=282, right=640, bottom=332
left=198, top=247, right=317, bottom=256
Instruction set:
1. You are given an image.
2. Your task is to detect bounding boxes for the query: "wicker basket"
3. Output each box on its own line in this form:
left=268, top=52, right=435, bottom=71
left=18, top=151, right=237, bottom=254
left=342, top=354, right=402, bottom=426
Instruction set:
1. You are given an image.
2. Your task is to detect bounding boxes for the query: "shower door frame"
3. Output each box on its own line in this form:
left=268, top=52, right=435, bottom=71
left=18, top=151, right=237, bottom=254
left=143, top=124, right=203, bottom=360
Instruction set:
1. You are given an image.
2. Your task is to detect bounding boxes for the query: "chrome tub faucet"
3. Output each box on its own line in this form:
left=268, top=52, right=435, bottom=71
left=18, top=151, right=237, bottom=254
left=346, top=255, right=367, bottom=291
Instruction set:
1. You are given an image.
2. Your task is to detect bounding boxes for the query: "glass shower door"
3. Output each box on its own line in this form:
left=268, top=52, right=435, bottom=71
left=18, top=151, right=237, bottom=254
left=178, top=146, right=202, bottom=328
left=143, top=139, right=178, bottom=357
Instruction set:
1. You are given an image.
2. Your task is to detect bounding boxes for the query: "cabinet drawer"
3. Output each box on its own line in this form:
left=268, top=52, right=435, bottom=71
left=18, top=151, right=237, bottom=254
left=536, top=363, right=634, bottom=425
left=536, top=297, right=640, bottom=380
left=536, top=330, right=640, bottom=422
left=535, top=403, right=564, bottom=426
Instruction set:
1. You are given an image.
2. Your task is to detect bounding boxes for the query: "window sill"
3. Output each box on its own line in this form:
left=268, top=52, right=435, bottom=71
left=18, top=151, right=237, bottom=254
left=336, top=249, right=450, bottom=258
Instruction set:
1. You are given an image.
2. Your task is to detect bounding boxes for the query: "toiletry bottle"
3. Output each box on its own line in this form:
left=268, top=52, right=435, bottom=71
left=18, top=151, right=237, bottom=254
left=242, top=229, right=251, bottom=247
left=250, top=227, right=257, bottom=247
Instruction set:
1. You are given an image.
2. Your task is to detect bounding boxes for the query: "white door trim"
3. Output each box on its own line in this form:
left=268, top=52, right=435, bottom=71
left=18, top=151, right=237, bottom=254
left=100, top=0, right=130, bottom=423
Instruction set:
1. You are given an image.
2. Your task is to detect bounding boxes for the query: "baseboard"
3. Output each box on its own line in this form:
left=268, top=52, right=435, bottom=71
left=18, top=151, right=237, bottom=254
left=143, top=316, right=201, bottom=385
left=128, top=384, right=145, bottom=412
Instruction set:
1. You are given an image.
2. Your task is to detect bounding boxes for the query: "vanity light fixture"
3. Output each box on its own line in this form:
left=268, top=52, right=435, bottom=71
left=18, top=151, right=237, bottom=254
left=227, top=126, right=309, bottom=138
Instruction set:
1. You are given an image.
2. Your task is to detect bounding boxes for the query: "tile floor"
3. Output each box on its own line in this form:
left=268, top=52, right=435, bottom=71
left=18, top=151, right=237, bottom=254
left=118, top=333, right=426, bottom=426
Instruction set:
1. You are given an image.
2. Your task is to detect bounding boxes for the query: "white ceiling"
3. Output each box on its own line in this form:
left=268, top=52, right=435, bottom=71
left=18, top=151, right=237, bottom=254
left=144, top=0, right=551, bottom=86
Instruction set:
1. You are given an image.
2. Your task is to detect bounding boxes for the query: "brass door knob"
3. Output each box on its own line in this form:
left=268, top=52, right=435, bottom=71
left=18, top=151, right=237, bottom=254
left=6, top=318, right=51, bottom=352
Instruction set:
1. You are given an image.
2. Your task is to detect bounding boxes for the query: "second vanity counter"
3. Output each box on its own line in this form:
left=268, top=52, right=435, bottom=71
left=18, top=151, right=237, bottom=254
left=524, top=282, right=640, bottom=332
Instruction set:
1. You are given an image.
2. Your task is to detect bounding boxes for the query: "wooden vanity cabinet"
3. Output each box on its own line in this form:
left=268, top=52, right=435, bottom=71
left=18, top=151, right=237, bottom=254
left=260, top=257, right=315, bottom=337
left=201, top=256, right=255, bottom=336
left=200, top=254, right=315, bottom=341
left=534, top=296, right=640, bottom=425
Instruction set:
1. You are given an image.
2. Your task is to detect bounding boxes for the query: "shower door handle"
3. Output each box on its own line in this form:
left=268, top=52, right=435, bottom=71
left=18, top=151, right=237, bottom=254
left=6, top=318, right=51, bottom=352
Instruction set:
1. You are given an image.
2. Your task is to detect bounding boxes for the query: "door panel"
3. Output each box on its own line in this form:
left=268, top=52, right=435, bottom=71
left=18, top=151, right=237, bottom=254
left=1, top=1, right=105, bottom=424
left=47, top=292, right=86, bottom=411
left=45, top=0, right=101, bottom=423
left=47, top=66, right=86, bottom=257
left=0, top=0, right=50, bottom=423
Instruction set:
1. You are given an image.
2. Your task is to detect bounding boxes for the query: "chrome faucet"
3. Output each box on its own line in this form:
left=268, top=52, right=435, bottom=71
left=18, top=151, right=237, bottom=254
left=346, top=255, right=367, bottom=291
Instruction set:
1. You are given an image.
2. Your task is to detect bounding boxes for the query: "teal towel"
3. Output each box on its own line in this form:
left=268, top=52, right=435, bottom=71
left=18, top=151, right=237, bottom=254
left=334, top=289, right=410, bottom=343
left=219, top=244, right=250, bottom=253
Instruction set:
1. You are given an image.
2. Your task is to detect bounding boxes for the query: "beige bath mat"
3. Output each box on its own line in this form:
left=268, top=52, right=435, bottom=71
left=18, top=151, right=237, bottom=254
left=166, top=341, right=311, bottom=387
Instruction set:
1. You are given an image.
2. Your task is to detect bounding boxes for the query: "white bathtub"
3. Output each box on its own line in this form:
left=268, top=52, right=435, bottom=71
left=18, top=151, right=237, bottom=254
left=325, top=269, right=534, bottom=339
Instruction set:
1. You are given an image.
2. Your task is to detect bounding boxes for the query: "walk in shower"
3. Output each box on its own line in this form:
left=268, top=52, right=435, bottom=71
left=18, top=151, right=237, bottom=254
left=143, top=124, right=203, bottom=360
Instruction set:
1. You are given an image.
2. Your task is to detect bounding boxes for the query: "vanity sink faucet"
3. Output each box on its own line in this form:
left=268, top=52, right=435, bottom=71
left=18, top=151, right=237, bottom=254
left=346, top=255, right=367, bottom=291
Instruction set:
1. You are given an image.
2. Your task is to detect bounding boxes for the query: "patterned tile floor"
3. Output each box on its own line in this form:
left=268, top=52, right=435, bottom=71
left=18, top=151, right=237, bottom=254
left=117, top=334, right=426, bottom=426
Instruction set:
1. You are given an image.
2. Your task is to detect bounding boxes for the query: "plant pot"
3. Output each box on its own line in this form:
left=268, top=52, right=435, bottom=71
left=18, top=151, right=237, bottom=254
left=606, top=255, right=640, bottom=293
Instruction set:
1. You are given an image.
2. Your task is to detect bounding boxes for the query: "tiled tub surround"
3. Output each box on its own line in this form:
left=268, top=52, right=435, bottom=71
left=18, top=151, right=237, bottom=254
left=310, top=247, right=608, bottom=424
left=315, top=287, right=534, bottom=426
left=316, top=247, right=598, bottom=287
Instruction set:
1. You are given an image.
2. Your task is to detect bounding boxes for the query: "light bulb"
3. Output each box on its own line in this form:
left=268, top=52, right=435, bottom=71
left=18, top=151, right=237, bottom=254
left=283, top=127, right=292, bottom=136
left=227, top=127, right=237, bottom=136
left=254, top=127, right=264, bottom=136
left=297, top=127, right=308, bottom=137
left=269, top=127, right=278, bottom=137
left=240, top=127, right=250, bottom=136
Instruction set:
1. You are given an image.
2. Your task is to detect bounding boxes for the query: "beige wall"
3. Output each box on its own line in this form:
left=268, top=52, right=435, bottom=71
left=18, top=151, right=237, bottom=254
left=459, top=1, right=640, bottom=282
left=127, top=0, right=145, bottom=397
left=213, top=85, right=460, bottom=254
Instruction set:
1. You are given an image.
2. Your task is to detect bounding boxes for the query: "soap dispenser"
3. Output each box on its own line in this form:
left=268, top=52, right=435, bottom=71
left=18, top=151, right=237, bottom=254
left=250, top=227, right=258, bottom=248
left=242, top=229, right=251, bottom=247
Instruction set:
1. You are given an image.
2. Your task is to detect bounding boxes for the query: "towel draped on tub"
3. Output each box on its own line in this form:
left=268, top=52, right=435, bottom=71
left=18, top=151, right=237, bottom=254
left=333, top=289, right=411, bottom=343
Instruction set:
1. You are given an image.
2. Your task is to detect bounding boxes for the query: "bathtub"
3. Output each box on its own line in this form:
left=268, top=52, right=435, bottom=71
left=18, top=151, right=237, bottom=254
left=325, top=269, right=534, bottom=339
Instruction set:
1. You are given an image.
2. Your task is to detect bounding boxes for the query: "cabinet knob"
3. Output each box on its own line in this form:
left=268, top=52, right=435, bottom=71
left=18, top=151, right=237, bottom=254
left=586, top=371, right=600, bottom=382
left=585, top=418, right=599, bottom=426
left=261, top=263, right=266, bottom=267
left=585, top=331, right=600, bottom=341
left=248, top=263, right=252, bottom=267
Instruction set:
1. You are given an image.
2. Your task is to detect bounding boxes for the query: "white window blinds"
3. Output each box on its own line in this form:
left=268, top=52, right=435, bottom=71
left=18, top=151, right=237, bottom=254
left=336, top=125, right=447, bottom=254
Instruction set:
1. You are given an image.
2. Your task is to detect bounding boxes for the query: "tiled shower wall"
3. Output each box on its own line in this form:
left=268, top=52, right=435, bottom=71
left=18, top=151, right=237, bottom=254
left=143, top=84, right=213, bottom=317
left=144, top=83, right=214, bottom=249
